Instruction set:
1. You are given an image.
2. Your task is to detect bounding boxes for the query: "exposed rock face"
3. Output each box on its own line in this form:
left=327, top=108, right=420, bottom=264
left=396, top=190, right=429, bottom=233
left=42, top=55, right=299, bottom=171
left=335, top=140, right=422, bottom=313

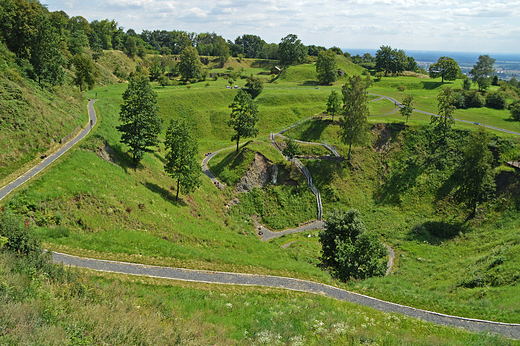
left=235, top=152, right=277, bottom=193
left=96, top=142, right=118, bottom=164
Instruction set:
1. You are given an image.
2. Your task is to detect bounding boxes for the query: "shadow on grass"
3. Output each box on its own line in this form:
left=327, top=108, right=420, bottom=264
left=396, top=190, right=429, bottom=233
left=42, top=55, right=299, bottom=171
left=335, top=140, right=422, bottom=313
left=420, top=81, right=448, bottom=90
left=300, top=80, right=320, bottom=86
left=407, top=220, right=467, bottom=245
left=143, top=181, right=188, bottom=206
left=374, top=160, right=423, bottom=206
left=299, top=119, right=330, bottom=142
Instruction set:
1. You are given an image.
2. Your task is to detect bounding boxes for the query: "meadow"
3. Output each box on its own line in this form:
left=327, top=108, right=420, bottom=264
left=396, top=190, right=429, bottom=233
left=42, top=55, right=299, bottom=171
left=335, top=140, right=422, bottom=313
left=2, top=54, right=520, bottom=342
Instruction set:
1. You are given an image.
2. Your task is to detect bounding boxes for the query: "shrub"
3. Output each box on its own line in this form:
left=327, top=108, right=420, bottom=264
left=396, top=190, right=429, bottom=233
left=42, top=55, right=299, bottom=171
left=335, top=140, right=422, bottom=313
left=465, top=90, right=485, bottom=108
left=319, top=209, right=387, bottom=281
left=485, top=91, right=508, bottom=109
left=0, top=210, right=41, bottom=257
left=510, top=100, right=520, bottom=121
left=397, top=85, right=406, bottom=91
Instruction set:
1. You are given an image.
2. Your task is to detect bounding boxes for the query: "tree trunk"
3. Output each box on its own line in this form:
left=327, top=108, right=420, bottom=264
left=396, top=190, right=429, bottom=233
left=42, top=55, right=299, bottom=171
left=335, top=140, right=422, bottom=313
left=236, top=136, right=240, bottom=153
left=348, top=142, right=352, bottom=160
left=176, top=178, right=180, bottom=201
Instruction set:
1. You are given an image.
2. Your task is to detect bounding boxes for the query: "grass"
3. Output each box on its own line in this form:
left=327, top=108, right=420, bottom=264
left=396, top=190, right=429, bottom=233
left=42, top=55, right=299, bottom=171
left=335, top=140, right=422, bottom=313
left=3, top=55, right=520, bottom=340
left=0, top=77, right=85, bottom=185
left=1, top=251, right=517, bottom=345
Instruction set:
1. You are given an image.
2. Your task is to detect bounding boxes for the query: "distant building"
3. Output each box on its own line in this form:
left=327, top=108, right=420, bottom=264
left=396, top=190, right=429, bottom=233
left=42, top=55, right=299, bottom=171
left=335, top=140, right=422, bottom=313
left=270, top=66, right=281, bottom=75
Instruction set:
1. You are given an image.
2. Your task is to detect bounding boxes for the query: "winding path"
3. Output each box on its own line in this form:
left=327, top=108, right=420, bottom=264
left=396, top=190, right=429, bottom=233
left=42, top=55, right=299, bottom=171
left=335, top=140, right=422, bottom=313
left=2, top=98, right=520, bottom=339
left=52, top=251, right=520, bottom=339
left=0, top=99, right=97, bottom=201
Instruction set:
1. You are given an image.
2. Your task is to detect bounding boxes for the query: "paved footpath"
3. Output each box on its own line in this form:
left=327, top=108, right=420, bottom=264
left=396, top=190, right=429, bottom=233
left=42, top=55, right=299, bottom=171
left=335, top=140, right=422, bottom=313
left=0, top=99, right=98, bottom=201
left=3, top=98, right=520, bottom=339
left=52, top=251, right=520, bottom=339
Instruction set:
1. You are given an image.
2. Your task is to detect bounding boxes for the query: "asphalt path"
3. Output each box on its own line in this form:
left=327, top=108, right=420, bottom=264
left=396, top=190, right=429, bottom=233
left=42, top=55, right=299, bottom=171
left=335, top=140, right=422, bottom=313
left=369, top=93, right=520, bottom=136
left=0, top=99, right=97, bottom=201
left=3, top=97, right=520, bottom=339
left=52, top=251, right=520, bottom=339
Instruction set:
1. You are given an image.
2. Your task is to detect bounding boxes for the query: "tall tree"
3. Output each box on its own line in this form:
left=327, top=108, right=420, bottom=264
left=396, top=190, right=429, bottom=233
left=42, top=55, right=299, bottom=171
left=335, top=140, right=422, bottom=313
left=179, top=46, right=202, bottom=81
left=164, top=118, right=202, bottom=201
left=213, top=35, right=229, bottom=67
left=30, top=15, right=67, bottom=86
left=316, top=49, right=338, bottom=85
left=340, top=75, right=369, bottom=160
left=470, top=55, right=496, bottom=92
left=72, top=53, right=99, bottom=91
left=433, top=87, right=456, bottom=138
left=278, top=34, right=307, bottom=66
left=429, top=56, right=461, bottom=83
left=375, top=45, right=394, bottom=76
left=455, top=128, right=495, bottom=216
left=326, top=90, right=341, bottom=122
left=117, top=76, right=163, bottom=168
left=399, top=94, right=415, bottom=123
left=228, top=90, right=259, bottom=153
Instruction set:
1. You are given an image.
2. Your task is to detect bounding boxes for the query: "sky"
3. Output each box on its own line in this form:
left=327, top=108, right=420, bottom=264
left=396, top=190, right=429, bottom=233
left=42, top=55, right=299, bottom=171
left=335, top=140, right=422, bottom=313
left=42, top=0, right=520, bottom=54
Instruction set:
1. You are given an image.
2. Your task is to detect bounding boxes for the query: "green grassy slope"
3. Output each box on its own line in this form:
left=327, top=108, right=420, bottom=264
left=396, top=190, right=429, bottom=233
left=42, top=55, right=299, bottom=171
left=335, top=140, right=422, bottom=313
left=2, top=58, right=520, bottom=339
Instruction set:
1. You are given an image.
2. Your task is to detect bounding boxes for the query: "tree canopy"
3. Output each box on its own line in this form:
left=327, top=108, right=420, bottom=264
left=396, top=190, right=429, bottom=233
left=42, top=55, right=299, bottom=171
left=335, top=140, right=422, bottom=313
left=470, top=55, right=496, bottom=92
left=375, top=45, right=407, bottom=76
left=164, top=118, right=202, bottom=201
left=72, top=53, right=99, bottom=91
left=399, top=94, right=415, bottom=123
left=429, top=56, right=461, bottom=83
left=244, top=74, right=264, bottom=99
left=117, top=76, right=163, bottom=168
left=228, top=90, right=259, bottom=153
left=326, top=90, right=341, bottom=122
left=319, top=209, right=387, bottom=281
left=316, top=50, right=338, bottom=85
left=340, top=75, right=369, bottom=160
left=179, top=46, right=202, bottom=81
left=433, top=87, right=456, bottom=138
left=455, top=127, right=495, bottom=216
left=278, top=34, right=307, bottom=66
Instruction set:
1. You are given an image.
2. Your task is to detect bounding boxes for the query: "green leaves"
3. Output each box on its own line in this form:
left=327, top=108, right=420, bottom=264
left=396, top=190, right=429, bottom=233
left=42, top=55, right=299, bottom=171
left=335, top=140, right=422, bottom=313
left=228, top=90, right=259, bottom=152
left=340, top=75, right=369, bottom=160
left=179, top=46, right=202, bottom=81
left=117, top=76, right=162, bottom=167
left=428, top=56, right=461, bottom=83
left=164, top=118, right=201, bottom=200
left=326, top=90, right=341, bottom=122
left=319, top=209, right=386, bottom=281
left=316, top=50, right=338, bottom=85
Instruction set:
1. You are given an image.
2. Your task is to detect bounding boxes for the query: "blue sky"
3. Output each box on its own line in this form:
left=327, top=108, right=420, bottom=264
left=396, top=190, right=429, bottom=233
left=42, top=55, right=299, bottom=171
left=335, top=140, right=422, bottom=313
left=42, top=0, right=520, bottom=54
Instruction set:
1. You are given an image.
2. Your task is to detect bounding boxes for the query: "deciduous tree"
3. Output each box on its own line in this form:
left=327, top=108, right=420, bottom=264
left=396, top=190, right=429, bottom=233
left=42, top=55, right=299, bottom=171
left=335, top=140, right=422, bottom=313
left=316, top=50, right=338, bottom=85
left=244, top=74, right=264, bottom=99
left=164, top=118, right=202, bottom=201
left=179, top=46, right=202, bottom=81
left=470, top=55, right=495, bottom=92
left=319, top=209, right=387, bottom=281
left=399, top=94, right=415, bottom=123
left=228, top=90, right=259, bottom=153
left=340, top=75, right=369, bottom=160
left=72, top=53, right=99, bottom=91
left=117, top=76, right=163, bottom=168
left=455, top=128, right=495, bottom=216
left=433, top=87, right=455, bottom=138
left=428, top=56, right=461, bottom=83
left=510, top=100, right=520, bottom=121
left=282, top=137, right=302, bottom=160
left=326, top=90, right=341, bottom=122
left=278, top=34, right=307, bottom=66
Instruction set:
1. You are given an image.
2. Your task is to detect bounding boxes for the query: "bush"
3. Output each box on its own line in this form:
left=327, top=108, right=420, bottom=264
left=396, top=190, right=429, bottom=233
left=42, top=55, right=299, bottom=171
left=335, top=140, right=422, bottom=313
left=465, top=90, right=485, bottom=108
left=485, top=91, right=508, bottom=109
left=397, top=85, right=406, bottom=91
left=0, top=210, right=41, bottom=257
left=319, top=209, right=387, bottom=281
left=510, top=100, right=520, bottom=121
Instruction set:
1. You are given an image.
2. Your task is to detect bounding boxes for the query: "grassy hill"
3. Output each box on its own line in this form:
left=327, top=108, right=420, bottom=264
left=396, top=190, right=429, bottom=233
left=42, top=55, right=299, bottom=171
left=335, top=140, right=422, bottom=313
left=2, top=52, right=520, bottom=343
